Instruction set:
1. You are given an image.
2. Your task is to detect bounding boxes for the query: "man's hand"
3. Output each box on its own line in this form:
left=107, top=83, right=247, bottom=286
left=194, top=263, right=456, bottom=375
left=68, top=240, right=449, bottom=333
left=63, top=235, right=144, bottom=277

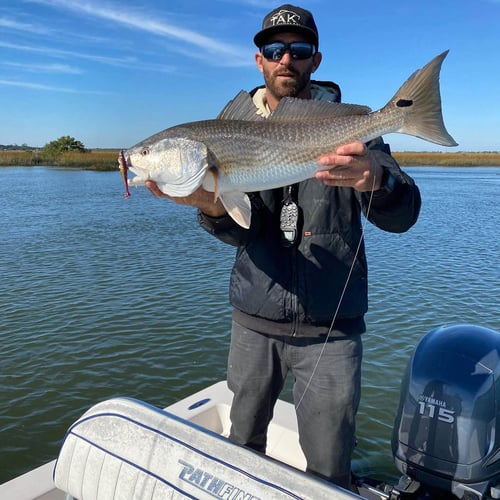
left=145, top=181, right=227, bottom=217
left=315, top=141, right=383, bottom=192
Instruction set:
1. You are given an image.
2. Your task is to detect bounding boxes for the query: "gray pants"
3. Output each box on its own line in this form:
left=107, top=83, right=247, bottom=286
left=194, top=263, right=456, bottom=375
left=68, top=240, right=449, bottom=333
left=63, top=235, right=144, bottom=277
left=227, top=320, right=362, bottom=489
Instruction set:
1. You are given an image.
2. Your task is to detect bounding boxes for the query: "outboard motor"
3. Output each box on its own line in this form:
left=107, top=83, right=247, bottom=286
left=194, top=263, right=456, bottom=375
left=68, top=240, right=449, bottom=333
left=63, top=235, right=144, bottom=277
left=392, top=324, right=500, bottom=499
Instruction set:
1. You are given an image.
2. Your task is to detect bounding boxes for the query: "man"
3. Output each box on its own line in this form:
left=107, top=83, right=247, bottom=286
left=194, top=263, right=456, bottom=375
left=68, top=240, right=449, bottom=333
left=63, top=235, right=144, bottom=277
left=147, top=4, right=421, bottom=490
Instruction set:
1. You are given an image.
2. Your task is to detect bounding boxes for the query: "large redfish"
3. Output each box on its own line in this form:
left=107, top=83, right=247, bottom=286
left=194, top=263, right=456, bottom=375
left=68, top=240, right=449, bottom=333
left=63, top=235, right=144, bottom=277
left=122, top=51, right=457, bottom=228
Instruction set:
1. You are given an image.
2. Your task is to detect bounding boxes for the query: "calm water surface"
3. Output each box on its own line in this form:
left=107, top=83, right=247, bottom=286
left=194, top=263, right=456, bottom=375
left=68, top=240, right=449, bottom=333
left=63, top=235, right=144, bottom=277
left=0, top=166, right=498, bottom=484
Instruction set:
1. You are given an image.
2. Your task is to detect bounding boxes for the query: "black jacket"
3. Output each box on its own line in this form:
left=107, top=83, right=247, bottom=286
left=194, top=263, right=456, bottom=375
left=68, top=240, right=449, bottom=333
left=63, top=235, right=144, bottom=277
left=198, top=85, right=421, bottom=337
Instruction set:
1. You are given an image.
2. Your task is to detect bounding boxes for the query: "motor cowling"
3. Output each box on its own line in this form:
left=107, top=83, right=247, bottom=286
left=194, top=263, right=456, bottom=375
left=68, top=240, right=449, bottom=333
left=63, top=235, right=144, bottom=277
left=392, top=324, right=500, bottom=499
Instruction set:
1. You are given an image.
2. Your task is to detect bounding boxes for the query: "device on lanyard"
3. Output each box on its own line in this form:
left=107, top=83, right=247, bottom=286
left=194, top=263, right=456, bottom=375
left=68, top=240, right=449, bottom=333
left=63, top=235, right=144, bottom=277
left=280, top=185, right=300, bottom=247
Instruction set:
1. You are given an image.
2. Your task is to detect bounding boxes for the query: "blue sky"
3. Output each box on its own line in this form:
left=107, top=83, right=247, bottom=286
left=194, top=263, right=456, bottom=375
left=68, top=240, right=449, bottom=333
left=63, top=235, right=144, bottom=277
left=1, top=0, right=498, bottom=151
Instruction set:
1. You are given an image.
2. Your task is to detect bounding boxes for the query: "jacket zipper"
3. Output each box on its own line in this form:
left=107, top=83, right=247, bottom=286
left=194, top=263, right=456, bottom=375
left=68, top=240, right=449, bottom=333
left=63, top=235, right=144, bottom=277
left=291, top=245, right=299, bottom=336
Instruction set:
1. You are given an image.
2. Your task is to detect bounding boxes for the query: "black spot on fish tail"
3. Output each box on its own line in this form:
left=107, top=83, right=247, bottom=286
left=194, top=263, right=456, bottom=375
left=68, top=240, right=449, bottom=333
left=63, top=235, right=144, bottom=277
left=397, top=99, right=413, bottom=107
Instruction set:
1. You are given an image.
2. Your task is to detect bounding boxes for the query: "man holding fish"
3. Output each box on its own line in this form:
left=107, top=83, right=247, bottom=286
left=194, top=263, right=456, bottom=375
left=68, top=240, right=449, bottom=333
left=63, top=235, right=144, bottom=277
left=145, top=4, right=426, bottom=492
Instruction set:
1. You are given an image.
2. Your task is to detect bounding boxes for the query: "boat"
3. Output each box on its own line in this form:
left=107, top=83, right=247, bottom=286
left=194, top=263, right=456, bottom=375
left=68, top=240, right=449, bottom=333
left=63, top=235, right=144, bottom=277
left=1, top=380, right=368, bottom=499
left=2, top=324, right=500, bottom=499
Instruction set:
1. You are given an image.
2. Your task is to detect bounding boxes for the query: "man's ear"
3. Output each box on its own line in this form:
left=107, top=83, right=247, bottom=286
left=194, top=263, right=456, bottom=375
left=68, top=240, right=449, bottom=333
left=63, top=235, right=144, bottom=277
left=255, top=51, right=264, bottom=73
left=312, top=51, right=322, bottom=73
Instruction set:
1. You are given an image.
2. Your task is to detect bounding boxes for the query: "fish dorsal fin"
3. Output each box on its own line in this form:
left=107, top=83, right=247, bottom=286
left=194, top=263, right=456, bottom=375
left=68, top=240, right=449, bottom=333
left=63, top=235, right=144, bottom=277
left=217, top=91, right=265, bottom=121
left=269, top=98, right=372, bottom=122
left=217, top=90, right=371, bottom=123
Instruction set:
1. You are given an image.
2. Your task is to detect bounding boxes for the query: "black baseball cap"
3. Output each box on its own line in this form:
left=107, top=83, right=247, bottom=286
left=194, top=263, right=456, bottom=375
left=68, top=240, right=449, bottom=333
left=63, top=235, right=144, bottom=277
left=253, top=4, right=319, bottom=48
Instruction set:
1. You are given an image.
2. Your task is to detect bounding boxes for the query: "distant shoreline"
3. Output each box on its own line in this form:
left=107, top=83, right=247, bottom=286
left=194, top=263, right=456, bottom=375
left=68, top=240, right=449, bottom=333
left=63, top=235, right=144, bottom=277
left=393, top=151, right=500, bottom=167
left=0, top=150, right=499, bottom=170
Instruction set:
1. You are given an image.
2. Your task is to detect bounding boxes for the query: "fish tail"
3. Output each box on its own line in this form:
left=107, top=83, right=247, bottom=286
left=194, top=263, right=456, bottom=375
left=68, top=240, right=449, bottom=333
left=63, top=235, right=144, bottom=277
left=385, top=50, right=458, bottom=147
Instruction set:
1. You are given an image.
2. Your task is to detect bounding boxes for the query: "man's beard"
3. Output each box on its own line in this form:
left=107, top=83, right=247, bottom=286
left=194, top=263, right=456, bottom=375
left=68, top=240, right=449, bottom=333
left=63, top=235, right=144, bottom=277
left=264, top=67, right=312, bottom=100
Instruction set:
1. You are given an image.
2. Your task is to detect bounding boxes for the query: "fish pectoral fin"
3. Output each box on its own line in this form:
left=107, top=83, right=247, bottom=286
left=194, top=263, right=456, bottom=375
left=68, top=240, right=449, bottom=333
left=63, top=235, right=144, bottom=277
left=219, top=192, right=252, bottom=229
left=208, top=167, right=220, bottom=203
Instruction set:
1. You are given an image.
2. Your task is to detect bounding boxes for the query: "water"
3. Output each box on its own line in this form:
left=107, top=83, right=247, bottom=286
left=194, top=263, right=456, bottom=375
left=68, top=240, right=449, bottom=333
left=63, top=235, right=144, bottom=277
left=0, top=166, right=498, bottom=485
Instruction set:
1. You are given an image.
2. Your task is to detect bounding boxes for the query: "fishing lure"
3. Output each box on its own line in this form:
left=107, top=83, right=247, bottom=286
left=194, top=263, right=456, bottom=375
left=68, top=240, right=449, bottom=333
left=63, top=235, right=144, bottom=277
left=118, top=150, right=131, bottom=198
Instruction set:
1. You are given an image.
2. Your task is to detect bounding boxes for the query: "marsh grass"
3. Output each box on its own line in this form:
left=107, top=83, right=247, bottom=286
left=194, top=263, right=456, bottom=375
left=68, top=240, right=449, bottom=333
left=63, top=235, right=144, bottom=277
left=0, top=149, right=119, bottom=170
left=1, top=149, right=499, bottom=170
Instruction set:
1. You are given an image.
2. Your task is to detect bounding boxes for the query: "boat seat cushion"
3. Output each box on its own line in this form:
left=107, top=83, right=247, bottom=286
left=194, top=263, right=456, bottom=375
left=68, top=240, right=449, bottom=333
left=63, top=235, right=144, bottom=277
left=53, top=397, right=357, bottom=499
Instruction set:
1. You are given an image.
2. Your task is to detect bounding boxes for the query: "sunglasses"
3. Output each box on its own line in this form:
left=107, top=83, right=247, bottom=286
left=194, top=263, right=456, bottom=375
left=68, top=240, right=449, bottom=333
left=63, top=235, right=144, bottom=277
left=260, top=41, right=316, bottom=61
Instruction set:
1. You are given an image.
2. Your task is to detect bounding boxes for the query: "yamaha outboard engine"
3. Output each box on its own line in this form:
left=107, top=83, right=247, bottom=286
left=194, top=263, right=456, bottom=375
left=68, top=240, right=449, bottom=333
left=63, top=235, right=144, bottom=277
left=392, top=324, right=500, bottom=499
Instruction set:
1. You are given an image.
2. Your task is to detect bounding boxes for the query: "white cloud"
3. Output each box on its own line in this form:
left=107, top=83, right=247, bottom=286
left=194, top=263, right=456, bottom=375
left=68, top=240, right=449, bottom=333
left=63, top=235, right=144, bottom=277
left=0, top=40, right=133, bottom=66
left=0, top=40, right=178, bottom=73
left=27, top=0, right=248, bottom=59
left=2, top=61, right=83, bottom=74
left=0, top=16, right=52, bottom=35
left=0, top=78, right=109, bottom=94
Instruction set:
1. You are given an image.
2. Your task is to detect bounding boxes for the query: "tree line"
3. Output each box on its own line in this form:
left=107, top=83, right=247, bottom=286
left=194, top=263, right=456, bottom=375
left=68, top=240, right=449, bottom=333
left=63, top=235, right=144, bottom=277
left=1, top=136, right=88, bottom=154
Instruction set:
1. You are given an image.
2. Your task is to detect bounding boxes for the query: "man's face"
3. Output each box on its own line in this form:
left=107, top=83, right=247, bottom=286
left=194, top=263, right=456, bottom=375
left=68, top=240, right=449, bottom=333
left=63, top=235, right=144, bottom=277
left=255, top=32, right=322, bottom=107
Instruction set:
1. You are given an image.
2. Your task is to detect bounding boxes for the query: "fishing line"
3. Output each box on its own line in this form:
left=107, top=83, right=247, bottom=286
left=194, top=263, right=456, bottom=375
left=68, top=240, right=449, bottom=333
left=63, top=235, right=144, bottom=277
left=295, top=171, right=377, bottom=411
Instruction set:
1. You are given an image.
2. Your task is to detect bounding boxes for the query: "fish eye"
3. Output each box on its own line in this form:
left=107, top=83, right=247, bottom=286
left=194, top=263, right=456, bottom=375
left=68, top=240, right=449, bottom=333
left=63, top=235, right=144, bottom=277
left=140, top=147, right=149, bottom=156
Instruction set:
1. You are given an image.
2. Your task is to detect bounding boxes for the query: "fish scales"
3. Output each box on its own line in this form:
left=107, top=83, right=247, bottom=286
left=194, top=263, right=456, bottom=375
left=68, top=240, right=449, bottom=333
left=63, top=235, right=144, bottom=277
left=160, top=114, right=393, bottom=191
